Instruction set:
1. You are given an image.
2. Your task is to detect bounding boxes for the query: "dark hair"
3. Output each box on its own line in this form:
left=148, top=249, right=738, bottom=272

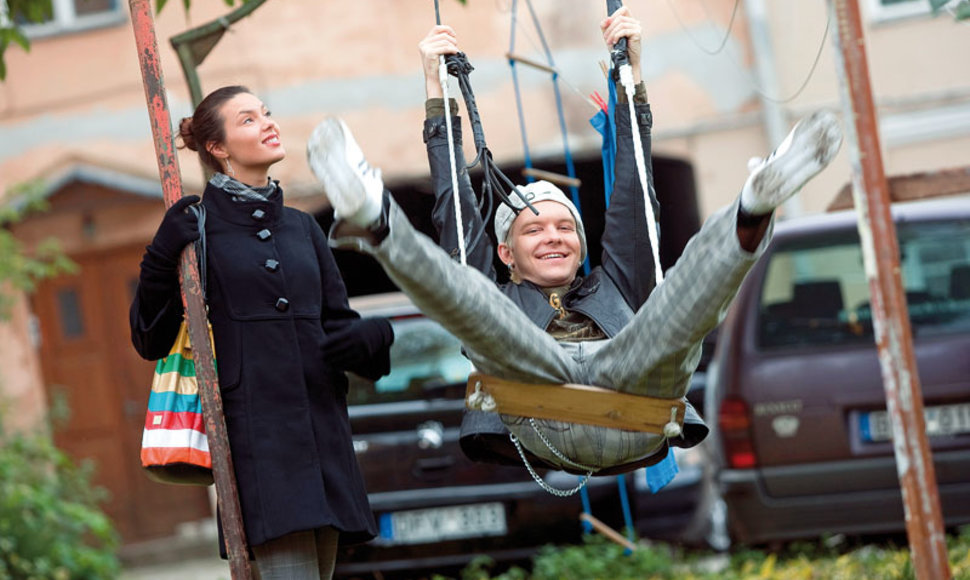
left=178, top=85, right=252, bottom=174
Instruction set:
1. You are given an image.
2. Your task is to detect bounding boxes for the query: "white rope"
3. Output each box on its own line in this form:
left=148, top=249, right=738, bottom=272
left=663, top=406, right=682, bottom=439
left=466, top=380, right=497, bottom=412
left=439, top=56, right=467, bottom=266
left=618, top=64, right=664, bottom=284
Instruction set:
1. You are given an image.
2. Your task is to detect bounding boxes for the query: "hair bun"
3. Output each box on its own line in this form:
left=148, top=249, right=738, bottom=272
left=178, top=117, right=198, bottom=151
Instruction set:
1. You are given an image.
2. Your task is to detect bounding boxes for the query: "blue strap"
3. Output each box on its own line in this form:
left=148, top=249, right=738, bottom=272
left=645, top=447, right=679, bottom=494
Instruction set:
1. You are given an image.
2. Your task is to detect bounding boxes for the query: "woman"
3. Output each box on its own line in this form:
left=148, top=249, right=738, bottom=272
left=130, top=85, right=393, bottom=579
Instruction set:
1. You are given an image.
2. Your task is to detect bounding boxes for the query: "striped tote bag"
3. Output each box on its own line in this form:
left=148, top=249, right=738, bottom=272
left=140, top=320, right=215, bottom=486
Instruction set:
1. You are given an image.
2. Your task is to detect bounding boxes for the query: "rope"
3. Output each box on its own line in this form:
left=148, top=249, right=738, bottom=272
left=617, top=64, right=664, bottom=284
left=440, top=57, right=467, bottom=265
left=435, top=0, right=467, bottom=265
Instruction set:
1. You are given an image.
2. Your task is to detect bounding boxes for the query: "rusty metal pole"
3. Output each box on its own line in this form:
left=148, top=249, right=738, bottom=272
left=128, top=1, right=252, bottom=577
left=827, top=1, right=950, bottom=578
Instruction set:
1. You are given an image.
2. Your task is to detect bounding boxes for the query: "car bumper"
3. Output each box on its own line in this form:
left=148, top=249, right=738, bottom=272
left=720, top=449, right=970, bottom=544
left=337, top=474, right=629, bottom=575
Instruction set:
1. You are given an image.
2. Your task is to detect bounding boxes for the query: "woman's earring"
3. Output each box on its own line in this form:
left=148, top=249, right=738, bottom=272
left=225, top=158, right=234, bottom=176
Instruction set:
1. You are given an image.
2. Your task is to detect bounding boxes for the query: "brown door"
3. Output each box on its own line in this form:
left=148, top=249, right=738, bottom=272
left=32, top=245, right=212, bottom=543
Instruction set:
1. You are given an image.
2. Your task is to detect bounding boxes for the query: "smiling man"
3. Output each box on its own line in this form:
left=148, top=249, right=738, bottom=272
left=310, top=7, right=843, bottom=476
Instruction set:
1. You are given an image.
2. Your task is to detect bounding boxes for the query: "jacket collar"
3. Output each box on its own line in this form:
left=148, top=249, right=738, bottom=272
left=201, top=180, right=285, bottom=226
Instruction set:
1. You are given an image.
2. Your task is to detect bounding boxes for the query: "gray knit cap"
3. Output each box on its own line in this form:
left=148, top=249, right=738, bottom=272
left=493, top=180, right=587, bottom=262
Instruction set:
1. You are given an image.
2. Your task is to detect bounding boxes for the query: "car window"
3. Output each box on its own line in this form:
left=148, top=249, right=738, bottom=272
left=758, top=218, right=970, bottom=349
left=346, top=315, right=473, bottom=405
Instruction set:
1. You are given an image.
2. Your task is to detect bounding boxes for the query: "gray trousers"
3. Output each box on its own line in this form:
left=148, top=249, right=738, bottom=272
left=333, top=197, right=770, bottom=470
left=251, top=527, right=339, bottom=580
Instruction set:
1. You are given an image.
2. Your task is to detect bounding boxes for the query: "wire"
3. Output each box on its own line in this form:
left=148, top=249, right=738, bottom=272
left=753, top=8, right=831, bottom=104
left=664, top=0, right=741, bottom=55
left=665, top=0, right=832, bottom=105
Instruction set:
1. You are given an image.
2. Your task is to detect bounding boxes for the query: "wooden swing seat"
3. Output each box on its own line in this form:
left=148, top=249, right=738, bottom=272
left=465, top=372, right=685, bottom=434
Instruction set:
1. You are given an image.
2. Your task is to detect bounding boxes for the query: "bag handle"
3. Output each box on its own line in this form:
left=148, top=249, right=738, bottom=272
left=188, top=203, right=207, bottom=303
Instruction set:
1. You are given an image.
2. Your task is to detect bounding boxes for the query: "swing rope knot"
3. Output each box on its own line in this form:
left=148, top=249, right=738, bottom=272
left=663, top=406, right=682, bottom=439
left=467, top=381, right=497, bottom=412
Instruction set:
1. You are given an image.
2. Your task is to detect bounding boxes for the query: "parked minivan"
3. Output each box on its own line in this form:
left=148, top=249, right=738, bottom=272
left=705, top=197, right=970, bottom=546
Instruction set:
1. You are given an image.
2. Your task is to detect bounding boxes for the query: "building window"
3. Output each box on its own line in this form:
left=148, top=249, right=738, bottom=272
left=16, top=0, right=125, bottom=38
left=56, top=288, right=86, bottom=339
left=865, top=0, right=933, bottom=22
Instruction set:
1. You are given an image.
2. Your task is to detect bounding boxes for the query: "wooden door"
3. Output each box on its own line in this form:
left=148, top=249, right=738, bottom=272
left=32, top=245, right=212, bottom=543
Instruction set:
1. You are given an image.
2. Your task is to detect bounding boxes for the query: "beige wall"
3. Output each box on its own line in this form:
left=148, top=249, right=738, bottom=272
left=0, top=290, right=47, bottom=433
left=2, top=0, right=968, bottom=424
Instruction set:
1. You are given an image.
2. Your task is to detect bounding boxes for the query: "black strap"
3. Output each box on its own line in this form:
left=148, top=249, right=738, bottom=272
left=188, top=203, right=207, bottom=303
left=442, top=51, right=538, bottom=246
left=606, top=0, right=630, bottom=69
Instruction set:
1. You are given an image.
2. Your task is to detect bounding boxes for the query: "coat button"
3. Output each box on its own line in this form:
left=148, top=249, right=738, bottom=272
left=264, top=259, right=279, bottom=272
left=252, top=209, right=266, bottom=221
left=257, top=229, right=272, bottom=241
left=275, top=298, right=289, bottom=312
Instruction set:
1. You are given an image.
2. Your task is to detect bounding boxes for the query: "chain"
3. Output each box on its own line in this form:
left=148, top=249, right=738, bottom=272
left=510, top=433, right=591, bottom=497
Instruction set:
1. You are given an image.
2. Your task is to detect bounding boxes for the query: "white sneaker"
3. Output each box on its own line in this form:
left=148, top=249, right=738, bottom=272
left=740, top=110, right=843, bottom=215
left=307, top=117, right=384, bottom=228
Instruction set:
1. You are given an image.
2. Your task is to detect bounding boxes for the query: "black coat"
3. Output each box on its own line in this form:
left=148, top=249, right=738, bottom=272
left=130, top=182, right=390, bottom=548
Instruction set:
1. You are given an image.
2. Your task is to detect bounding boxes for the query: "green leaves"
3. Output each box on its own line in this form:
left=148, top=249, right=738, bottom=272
left=0, top=408, right=120, bottom=580
left=0, top=179, right=77, bottom=320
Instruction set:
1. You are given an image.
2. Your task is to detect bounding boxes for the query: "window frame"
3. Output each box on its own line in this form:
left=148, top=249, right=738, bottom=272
left=864, top=0, right=933, bottom=23
left=19, top=0, right=126, bottom=39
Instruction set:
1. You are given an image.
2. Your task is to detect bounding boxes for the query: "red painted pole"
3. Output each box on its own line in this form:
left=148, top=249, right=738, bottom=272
left=128, top=1, right=252, bottom=577
left=828, top=1, right=950, bottom=578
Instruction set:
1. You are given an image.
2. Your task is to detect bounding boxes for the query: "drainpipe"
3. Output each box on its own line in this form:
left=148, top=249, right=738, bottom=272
left=742, top=0, right=803, bottom=218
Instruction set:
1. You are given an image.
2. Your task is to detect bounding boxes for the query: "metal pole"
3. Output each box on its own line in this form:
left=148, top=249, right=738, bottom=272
left=827, top=1, right=950, bottom=578
left=128, top=2, right=252, bottom=577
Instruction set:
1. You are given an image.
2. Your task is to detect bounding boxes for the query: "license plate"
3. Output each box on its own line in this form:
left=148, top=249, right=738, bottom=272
left=378, top=502, right=507, bottom=545
left=860, top=403, right=970, bottom=442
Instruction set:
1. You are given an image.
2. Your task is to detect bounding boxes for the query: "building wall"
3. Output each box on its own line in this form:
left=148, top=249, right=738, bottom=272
left=1, top=0, right=968, bottom=430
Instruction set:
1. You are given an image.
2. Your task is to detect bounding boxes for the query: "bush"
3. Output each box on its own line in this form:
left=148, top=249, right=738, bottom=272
left=445, top=527, right=970, bottom=580
left=0, top=412, right=120, bottom=580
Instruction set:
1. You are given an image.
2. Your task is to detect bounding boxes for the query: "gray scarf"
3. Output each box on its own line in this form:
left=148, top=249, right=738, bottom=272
left=210, top=172, right=278, bottom=202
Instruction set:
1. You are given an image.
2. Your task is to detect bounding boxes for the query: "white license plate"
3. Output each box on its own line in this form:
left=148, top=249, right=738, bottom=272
left=861, top=403, right=970, bottom=442
left=378, top=502, right=507, bottom=545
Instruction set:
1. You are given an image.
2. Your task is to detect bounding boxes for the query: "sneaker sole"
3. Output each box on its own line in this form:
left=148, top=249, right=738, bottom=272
left=306, top=117, right=366, bottom=219
left=748, top=110, right=843, bottom=208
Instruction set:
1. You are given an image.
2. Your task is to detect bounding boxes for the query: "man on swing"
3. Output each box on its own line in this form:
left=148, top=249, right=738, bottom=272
left=309, top=6, right=843, bottom=477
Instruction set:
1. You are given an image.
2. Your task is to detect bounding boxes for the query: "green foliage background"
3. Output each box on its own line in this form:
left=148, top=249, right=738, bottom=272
left=1, top=180, right=114, bottom=579
left=441, top=529, right=970, bottom=580
left=0, top=399, right=121, bottom=580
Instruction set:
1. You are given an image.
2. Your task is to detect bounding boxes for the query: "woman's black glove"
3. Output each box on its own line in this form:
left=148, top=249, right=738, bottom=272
left=322, top=317, right=394, bottom=379
left=147, top=195, right=201, bottom=266
left=135, top=195, right=202, bottom=314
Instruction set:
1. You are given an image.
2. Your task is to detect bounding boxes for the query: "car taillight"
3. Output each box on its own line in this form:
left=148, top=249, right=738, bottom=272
left=718, top=397, right=756, bottom=469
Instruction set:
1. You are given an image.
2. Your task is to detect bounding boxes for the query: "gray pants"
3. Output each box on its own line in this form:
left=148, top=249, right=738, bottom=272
left=333, top=197, right=770, bottom=470
left=251, top=527, right=339, bottom=580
